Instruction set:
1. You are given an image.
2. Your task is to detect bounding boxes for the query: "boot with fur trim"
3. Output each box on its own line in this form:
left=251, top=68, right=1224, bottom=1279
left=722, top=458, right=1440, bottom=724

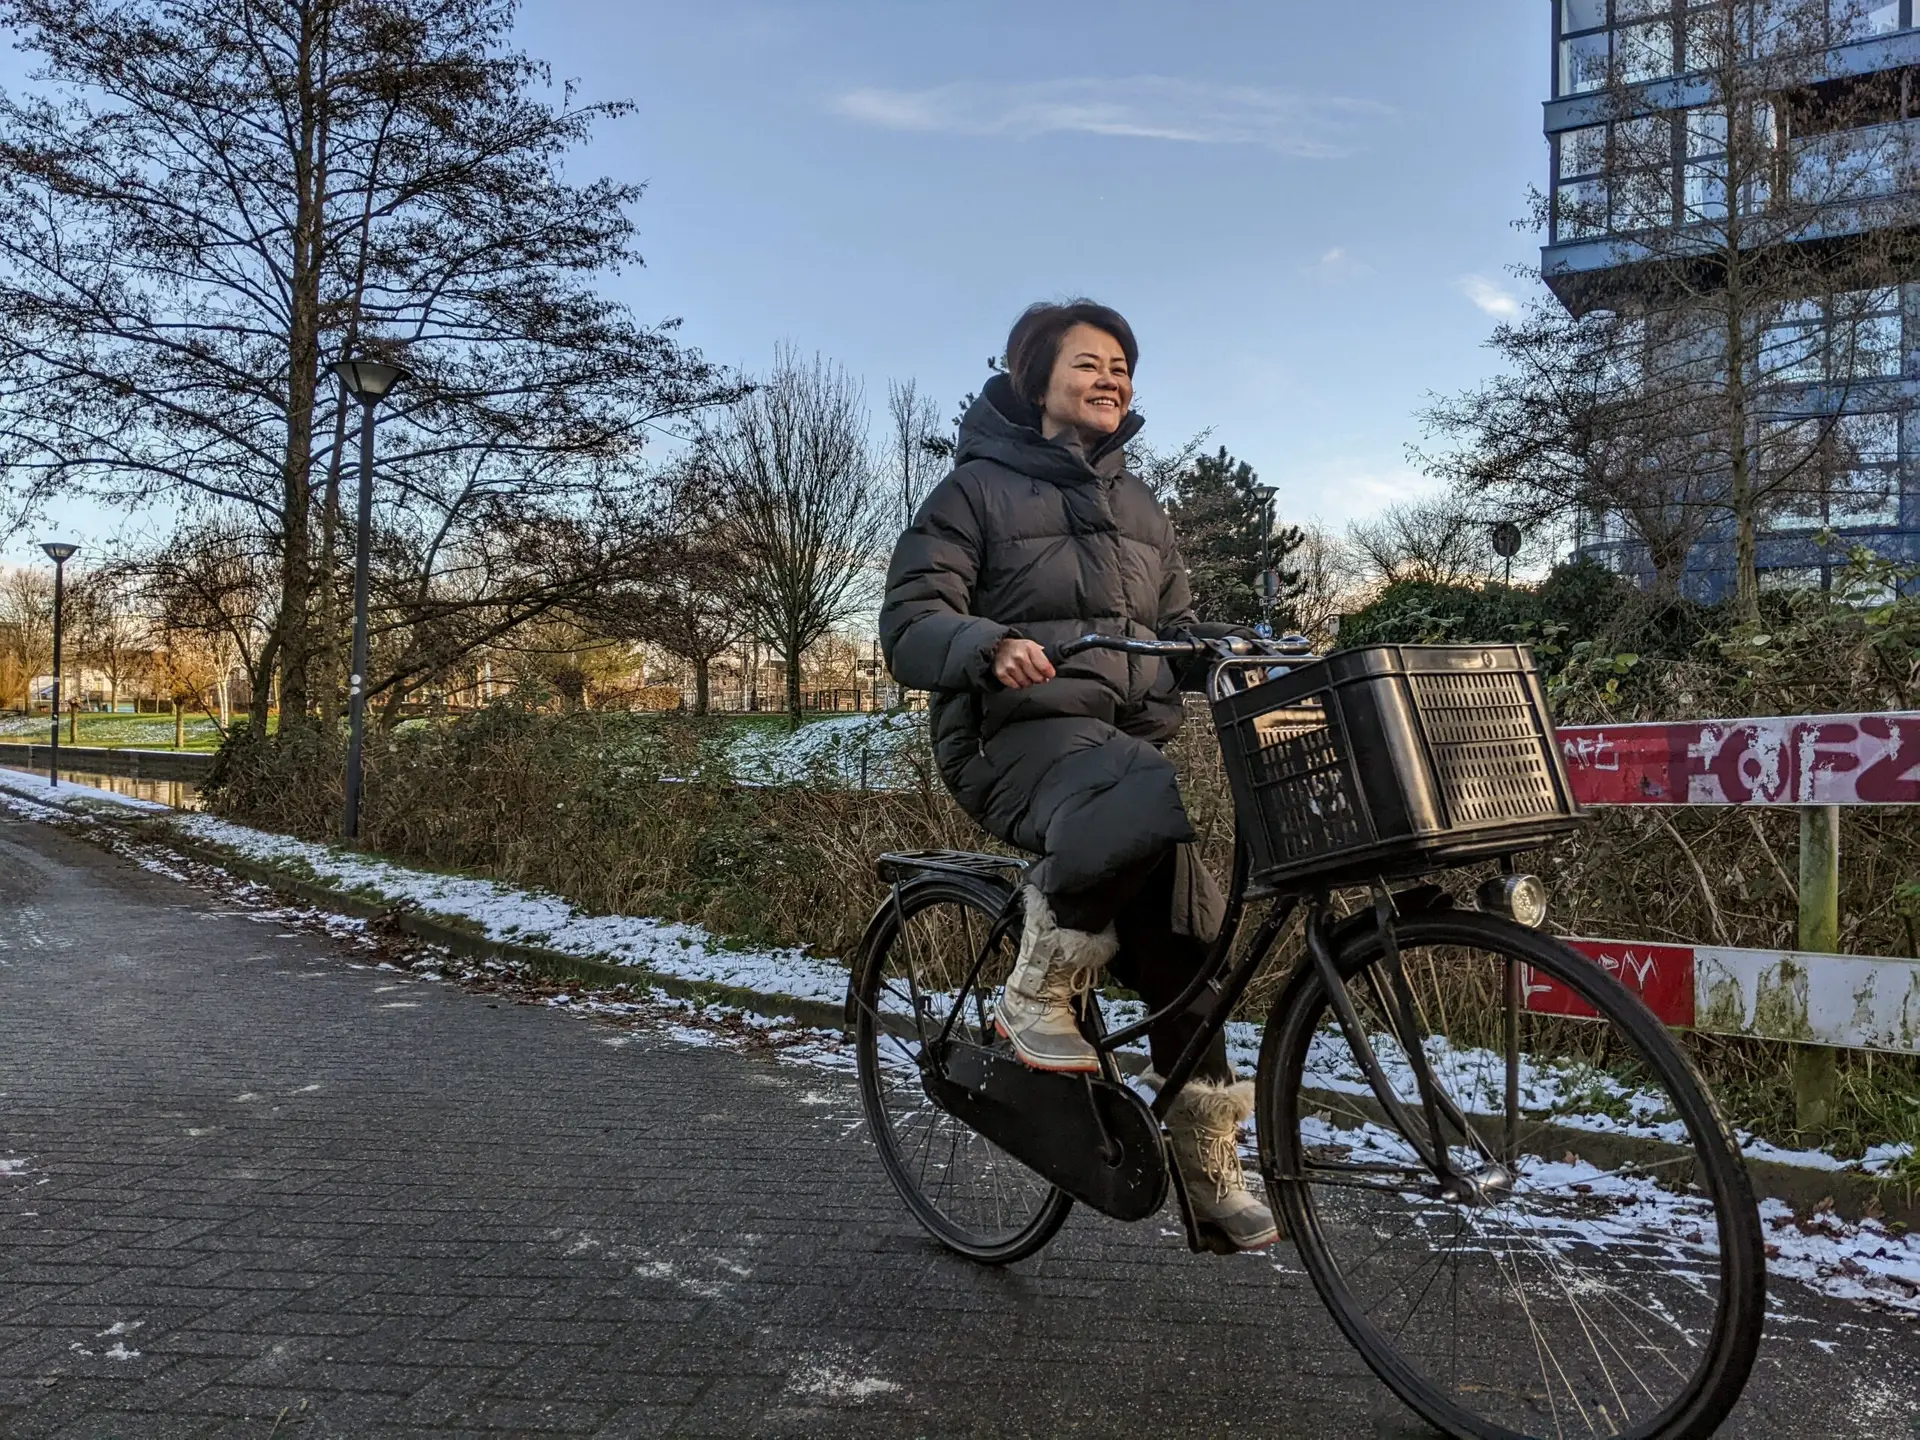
left=994, top=886, right=1117, bottom=1073
left=1157, top=1072, right=1283, bottom=1251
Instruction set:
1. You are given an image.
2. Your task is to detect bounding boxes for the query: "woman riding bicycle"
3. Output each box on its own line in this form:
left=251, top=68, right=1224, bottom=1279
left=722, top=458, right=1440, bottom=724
left=878, top=299, right=1279, bottom=1253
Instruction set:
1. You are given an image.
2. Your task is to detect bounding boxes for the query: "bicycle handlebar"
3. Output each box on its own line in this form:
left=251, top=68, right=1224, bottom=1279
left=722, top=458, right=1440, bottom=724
left=1043, top=632, right=1315, bottom=666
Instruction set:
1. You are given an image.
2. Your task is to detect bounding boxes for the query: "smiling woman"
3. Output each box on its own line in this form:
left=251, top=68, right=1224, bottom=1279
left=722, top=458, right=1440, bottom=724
left=880, top=298, right=1284, bottom=1252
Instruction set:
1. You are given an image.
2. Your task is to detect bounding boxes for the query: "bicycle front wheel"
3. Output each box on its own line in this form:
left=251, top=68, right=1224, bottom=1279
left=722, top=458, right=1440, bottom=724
left=1260, top=909, right=1764, bottom=1440
left=851, top=874, right=1072, bottom=1264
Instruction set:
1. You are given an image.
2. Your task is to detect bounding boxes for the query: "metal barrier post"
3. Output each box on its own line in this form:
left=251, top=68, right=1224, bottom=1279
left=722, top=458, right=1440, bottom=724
left=1793, top=804, right=1842, bottom=1135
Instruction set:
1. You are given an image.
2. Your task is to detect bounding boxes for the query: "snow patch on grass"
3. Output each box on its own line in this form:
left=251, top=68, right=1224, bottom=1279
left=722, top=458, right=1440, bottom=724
left=724, top=711, right=923, bottom=790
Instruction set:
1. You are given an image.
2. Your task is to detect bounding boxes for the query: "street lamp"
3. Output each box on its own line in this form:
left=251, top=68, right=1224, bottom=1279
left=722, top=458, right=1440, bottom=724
left=40, top=542, right=77, bottom=788
left=331, top=357, right=409, bottom=841
left=1254, top=484, right=1280, bottom=636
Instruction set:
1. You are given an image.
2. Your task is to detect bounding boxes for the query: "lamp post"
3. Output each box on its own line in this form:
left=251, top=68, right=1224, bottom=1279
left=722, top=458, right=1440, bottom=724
left=40, top=543, right=77, bottom=787
left=1254, top=484, right=1280, bottom=636
left=330, top=357, right=409, bottom=841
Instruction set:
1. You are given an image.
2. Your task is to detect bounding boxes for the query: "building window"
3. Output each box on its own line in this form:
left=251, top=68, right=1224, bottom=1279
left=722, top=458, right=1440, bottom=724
left=1757, top=288, right=1905, bottom=385
left=1758, top=565, right=1824, bottom=590
left=1566, top=3, right=1918, bottom=100
left=1561, top=30, right=1613, bottom=96
left=1829, top=474, right=1903, bottom=525
left=1833, top=1, right=1908, bottom=43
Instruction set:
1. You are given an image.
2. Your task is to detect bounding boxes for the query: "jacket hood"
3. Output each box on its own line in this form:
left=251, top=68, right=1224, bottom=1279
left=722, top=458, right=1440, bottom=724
left=954, top=373, right=1143, bottom=485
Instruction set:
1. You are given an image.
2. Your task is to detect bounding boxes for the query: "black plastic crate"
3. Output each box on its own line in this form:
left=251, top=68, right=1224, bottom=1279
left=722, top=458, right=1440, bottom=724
left=1210, top=644, right=1583, bottom=891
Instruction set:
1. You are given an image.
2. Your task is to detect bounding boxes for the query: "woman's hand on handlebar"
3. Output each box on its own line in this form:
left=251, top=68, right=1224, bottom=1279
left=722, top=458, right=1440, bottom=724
left=992, top=637, right=1056, bottom=690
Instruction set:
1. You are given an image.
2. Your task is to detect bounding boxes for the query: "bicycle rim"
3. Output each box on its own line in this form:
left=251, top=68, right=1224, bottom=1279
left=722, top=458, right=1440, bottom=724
left=1261, top=909, right=1765, bottom=1440
left=853, top=876, right=1072, bottom=1263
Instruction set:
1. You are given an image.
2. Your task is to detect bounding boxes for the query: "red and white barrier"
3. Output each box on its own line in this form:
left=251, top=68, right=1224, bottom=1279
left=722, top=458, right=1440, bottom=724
left=1555, top=713, right=1920, bottom=806
left=1525, top=711, right=1920, bottom=1054
left=1533, top=938, right=1920, bottom=1056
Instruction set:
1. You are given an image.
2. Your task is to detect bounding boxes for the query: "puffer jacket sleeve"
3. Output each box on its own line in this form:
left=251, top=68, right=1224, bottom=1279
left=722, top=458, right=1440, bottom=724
left=1153, top=508, right=1215, bottom=692
left=879, top=471, right=1012, bottom=693
left=1153, top=508, right=1198, bottom=637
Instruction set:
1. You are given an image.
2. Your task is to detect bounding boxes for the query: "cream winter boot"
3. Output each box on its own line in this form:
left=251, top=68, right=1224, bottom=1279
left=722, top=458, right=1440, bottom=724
left=1159, top=1073, right=1283, bottom=1252
left=994, top=886, right=1118, bottom=1073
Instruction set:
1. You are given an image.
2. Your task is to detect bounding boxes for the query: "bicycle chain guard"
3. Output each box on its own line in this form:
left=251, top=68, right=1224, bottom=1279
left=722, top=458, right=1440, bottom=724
left=923, top=1039, right=1168, bottom=1223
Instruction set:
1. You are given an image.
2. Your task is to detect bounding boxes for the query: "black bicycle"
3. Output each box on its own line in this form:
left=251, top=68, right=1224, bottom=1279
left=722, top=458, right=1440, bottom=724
left=847, top=634, right=1764, bottom=1440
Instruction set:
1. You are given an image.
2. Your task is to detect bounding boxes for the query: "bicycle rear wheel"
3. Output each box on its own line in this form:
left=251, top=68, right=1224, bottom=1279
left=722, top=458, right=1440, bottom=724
left=851, top=874, right=1072, bottom=1264
left=1260, top=908, right=1764, bottom=1440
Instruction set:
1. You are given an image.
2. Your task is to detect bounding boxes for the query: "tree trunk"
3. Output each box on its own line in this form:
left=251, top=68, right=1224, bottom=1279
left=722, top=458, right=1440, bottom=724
left=693, top=656, right=710, bottom=716
left=1723, top=302, right=1759, bottom=625
left=785, top=637, right=803, bottom=728
left=316, top=399, right=350, bottom=728
left=274, top=2, right=331, bottom=733
left=173, top=700, right=183, bottom=750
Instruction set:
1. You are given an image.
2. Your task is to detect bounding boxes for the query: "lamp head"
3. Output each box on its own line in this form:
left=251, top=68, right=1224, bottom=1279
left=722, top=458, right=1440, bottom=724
left=40, top=542, right=78, bottom=564
left=332, top=358, right=410, bottom=403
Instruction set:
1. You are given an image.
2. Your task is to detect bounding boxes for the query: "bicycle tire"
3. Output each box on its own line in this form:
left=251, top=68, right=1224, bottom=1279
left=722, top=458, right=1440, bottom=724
left=852, top=872, right=1073, bottom=1264
left=1259, top=908, right=1765, bottom=1440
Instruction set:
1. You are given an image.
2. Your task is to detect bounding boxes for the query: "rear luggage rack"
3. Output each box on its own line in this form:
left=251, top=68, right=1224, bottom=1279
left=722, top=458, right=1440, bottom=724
left=875, top=850, right=1032, bottom=886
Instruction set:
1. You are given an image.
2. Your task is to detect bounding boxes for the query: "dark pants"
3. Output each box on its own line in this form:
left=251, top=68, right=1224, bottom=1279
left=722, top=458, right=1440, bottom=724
left=1050, top=847, right=1234, bottom=1086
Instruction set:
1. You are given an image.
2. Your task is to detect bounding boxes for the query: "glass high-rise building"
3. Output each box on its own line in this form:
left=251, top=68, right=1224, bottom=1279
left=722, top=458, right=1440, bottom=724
left=1542, top=1, right=1920, bottom=596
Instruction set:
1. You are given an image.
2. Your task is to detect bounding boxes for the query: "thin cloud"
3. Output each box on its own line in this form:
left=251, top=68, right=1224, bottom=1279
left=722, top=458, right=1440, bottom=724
left=1289, top=463, right=1440, bottom=528
left=1306, top=247, right=1374, bottom=279
left=830, top=78, right=1390, bottom=158
left=1455, top=274, right=1521, bottom=319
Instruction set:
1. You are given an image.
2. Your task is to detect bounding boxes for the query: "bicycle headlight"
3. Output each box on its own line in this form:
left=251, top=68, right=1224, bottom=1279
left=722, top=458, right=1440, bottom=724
left=1477, top=873, right=1549, bottom=929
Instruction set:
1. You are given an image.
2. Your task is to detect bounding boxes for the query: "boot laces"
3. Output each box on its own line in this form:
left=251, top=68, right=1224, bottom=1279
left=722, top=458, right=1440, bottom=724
left=1018, top=960, right=1102, bottom=1009
left=1198, top=1127, right=1249, bottom=1203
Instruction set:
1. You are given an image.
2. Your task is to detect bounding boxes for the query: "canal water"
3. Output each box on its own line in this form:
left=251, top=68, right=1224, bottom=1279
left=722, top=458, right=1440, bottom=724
left=0, top=764, right=201, bottom=810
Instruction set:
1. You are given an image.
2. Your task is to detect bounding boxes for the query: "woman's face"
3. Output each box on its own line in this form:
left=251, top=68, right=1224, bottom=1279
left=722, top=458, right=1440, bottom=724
left=1039, top=323, right=1133, bottom=440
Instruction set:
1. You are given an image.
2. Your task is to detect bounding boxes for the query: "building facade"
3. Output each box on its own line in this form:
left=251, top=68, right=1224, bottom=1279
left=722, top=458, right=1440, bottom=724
left=1542, top=1, right=1920, bottom=597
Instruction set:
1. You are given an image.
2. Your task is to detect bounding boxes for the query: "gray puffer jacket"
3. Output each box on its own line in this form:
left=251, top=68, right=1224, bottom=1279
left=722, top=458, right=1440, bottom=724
left=879, top=375, right=1205, bottom=903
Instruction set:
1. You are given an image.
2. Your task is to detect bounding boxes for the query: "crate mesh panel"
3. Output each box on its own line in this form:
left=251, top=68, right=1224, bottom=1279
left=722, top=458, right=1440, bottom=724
left=1237, top=702, right=1366, bottom=865
left=1409, top=670, right=1561, bottom=825
left=1407, top=669, right=1541, bottom=745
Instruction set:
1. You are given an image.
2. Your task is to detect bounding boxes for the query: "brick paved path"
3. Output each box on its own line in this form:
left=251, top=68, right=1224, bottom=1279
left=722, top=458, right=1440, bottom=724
left=1, top=811, right=1916, bottom=1438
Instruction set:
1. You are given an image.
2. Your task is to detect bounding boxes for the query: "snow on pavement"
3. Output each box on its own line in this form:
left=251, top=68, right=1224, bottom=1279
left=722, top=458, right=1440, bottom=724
left=0, top=766, right=848, bottom=1007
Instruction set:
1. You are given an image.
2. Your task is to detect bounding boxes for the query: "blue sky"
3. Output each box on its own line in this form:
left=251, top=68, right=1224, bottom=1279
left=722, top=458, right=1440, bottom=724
left=4, top=0, right=1552, bottom=561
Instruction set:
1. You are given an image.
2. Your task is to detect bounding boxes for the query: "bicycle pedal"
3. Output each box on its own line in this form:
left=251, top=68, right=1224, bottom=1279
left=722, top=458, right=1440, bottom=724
left=1164, top=1140, right=1213, bottom=1255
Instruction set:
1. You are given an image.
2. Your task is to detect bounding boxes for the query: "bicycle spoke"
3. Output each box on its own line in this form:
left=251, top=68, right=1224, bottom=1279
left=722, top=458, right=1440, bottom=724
left=856, top=884, right=1065, bottom=1260
left=1271, top=913, right=1761, bottom=1438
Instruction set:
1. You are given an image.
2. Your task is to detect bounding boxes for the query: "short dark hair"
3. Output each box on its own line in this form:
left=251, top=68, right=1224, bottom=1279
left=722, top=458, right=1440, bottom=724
left=1004, top=299, right=1139, bottom=412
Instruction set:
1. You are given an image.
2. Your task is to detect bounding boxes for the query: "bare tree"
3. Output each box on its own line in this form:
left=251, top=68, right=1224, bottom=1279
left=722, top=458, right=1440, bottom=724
left=885, top=380, right=949, bottom=529
left=1418, top=300, right=1725, bottom=594
left=0, top=566, right=52, bottom=709
left=1452, top=0, right=1919, bottom=617
left=698, top=349, right=889, bottom=724
left=1290, top=525, right=1366, bottom=645
left=134, top=519, right=279, bottom=730
left=0, top=0, right=736, bottom=731
left=1127, top=428, right=1215, bottom=502
left=575, top=467, right=748, bottom=715
left=69, top=570, right=147, bottom=710
left=1347, top=500, right=1496, bottom=587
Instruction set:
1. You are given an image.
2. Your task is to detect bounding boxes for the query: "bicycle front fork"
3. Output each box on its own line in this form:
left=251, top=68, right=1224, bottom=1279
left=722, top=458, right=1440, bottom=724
left=1302, top=892, right=1492, bottom=1190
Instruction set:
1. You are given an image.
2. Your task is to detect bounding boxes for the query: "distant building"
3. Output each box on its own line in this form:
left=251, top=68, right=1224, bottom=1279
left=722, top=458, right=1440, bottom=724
left=1542, top=1, right=1920, bottom=596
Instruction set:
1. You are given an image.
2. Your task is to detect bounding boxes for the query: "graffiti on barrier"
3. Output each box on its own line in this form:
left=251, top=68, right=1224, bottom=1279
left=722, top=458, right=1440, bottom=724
left=1556, top=713, right=1920, bottom=805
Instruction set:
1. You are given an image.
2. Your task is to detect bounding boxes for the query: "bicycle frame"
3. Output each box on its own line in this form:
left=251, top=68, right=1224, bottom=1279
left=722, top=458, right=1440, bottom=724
left=893, top=634, right=1505, bottom=1194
